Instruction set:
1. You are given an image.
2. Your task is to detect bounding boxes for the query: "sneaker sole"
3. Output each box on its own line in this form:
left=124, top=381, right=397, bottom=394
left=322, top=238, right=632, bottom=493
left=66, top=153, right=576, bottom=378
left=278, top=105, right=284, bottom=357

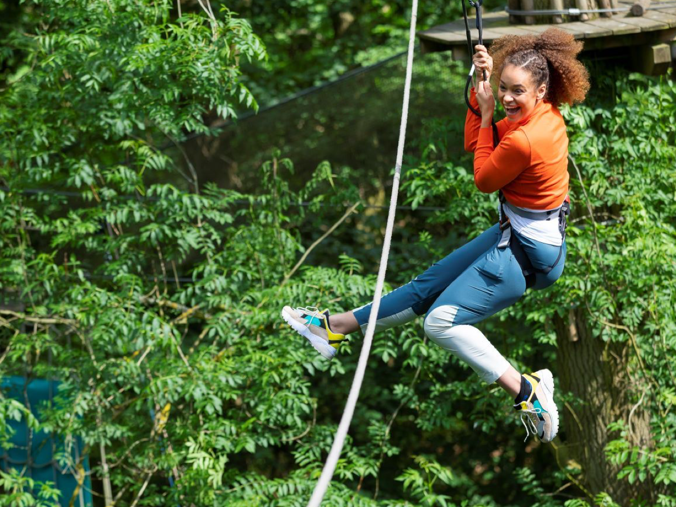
left=535, top=369, right=559, bottom=443
left=281, top=308, right=336, bottom=360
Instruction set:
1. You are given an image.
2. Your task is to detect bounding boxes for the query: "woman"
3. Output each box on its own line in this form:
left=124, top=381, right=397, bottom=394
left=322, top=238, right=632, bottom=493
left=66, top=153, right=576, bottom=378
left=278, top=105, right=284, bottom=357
left=282, top=29, right=590, bottom=443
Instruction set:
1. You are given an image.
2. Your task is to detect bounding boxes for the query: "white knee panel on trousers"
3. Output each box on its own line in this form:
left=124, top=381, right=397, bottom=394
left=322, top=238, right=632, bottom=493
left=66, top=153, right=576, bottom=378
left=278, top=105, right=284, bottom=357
left=423, top=305, right=510, bottom=384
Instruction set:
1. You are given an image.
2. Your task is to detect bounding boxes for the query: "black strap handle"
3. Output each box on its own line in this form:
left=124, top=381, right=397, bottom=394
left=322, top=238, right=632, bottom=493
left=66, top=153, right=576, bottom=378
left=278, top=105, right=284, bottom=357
left=462, top=0, right=499, bottom=148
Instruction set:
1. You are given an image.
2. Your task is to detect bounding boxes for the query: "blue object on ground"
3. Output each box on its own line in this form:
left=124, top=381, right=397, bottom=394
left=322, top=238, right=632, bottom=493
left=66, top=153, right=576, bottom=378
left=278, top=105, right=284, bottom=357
left=0, top=376, right=93, bottom=507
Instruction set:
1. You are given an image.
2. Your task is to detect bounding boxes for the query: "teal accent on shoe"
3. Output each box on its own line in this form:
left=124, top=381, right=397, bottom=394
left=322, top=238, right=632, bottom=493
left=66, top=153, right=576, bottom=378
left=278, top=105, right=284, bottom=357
left=304, top=316, right=323, bottom=326
left=533, top=399, right=545, bottom=413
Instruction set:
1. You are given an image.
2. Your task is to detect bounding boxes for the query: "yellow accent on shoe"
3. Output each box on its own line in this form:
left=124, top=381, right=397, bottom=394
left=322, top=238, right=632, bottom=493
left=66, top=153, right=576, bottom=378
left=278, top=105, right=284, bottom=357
left=521, top=373, right=541, bottom=403
left=281, top=306, right=346, bottom=359
left=317, top=313, right=346, bottom=349
left=514, top=370, right=559, bottom=443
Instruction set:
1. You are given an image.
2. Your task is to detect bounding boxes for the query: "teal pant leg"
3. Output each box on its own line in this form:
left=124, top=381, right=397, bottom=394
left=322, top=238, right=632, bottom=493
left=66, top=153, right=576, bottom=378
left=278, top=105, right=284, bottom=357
left=425, top=231, right=566, bottom=326
left=422, top=231, right=566, bottom=382
left=516, top=232, right=567, bottom=290
left=425, top=241, right=527, bottom=326
left=352, top=224, right=566, bottom=332
left=353, top=225, right=501, bottom=329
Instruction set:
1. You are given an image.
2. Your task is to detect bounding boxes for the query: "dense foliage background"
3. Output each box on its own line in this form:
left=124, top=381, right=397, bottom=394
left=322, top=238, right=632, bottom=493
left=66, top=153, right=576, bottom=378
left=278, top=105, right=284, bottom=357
left=1, top=0, right=675, bottom=506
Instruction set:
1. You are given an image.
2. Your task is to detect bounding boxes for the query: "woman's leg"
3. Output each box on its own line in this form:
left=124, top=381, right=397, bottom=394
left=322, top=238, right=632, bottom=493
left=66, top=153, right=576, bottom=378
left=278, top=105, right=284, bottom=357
left=329, top=228, right=565, bottom=336
left=496, top=366, right=523, bottom=398
left=333, top=224, right=502, bottom=335
left=423, top=234, right=567, bottom=387
left=334, top=231, right=524, bottom=396
left=421, top=235, right=566, bottom=442
left=329, top=312, right=360, bottom=335
left=423, top=242, right=527, bottom=388
left=516, top=232, right=567, bottom=290
left=282, top=225, right=500, bottom=360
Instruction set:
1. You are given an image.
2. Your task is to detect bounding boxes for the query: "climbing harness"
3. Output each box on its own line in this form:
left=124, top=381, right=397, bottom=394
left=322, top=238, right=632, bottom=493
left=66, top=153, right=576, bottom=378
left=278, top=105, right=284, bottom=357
left=498, top=192, right=570, bottom=288
left=306, top=1, right=419, bottom=505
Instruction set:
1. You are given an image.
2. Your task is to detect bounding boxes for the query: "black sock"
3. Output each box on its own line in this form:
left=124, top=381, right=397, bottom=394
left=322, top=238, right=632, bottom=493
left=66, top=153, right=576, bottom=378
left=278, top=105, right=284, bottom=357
left=324, top=312, right=332, bottom=331
left=514, top=375, right=532, bottom=404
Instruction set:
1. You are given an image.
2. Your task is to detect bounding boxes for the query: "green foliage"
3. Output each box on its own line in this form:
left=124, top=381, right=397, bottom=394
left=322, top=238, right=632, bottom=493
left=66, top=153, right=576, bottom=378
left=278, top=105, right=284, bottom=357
left=225, top=0, right=504, bottom=102
left=1, top=0, right=265, bottom=188
left=514, top=467, right=560, bottom=507
left=397, top=455, right=455, bottom=506
left=563, top=493, right=621, bottom=507
left=2, top=0, right=676, bottom=505
left=560, top=72, right=676, bottom=501
left=0, top=469, right=61, bottom=507
left=0, top=398, right=39, bottom=450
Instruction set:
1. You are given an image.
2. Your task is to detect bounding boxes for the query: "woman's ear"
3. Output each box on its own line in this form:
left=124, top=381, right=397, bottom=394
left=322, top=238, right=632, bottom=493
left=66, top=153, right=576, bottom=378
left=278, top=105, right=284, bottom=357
left=537, top=83, right=547, bottom=101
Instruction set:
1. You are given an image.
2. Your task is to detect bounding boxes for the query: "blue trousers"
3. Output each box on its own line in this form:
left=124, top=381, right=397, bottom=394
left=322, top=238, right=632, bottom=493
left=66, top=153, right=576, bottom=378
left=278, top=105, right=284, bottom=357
left=352, top=224, right=566, bottom=381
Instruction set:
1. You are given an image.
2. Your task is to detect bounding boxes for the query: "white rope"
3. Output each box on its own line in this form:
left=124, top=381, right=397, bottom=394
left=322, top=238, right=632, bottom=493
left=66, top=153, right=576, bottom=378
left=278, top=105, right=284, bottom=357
left=306, top=1, right=419, bottom=505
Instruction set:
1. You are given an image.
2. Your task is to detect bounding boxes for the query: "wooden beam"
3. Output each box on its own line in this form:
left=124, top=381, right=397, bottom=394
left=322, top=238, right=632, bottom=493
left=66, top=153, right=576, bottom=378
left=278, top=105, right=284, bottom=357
left=598, top=0, right=614, bottom=18
left=631, top=42, right=672, bottom=74
left=642, top=9, right=676, bottom=28
left=521, top=0, right=537, bottom=25
left=551, top=0, right=565, bottom=24
left=618, top=15, right=669, bottom=31
left=584, top=17, right=641, bottom=36
left=567, top=21, right=614, bottom=37
left=576, top=0, right=590, bottom=21
left=415, top=7, right=676, bottom=54
left=631, top=0, right=651, bottom=16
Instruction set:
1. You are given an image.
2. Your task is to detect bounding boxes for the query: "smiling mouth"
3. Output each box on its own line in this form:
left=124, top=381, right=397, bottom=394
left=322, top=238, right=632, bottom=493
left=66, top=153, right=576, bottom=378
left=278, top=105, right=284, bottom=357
left=504, top=104, right=520, bottom=116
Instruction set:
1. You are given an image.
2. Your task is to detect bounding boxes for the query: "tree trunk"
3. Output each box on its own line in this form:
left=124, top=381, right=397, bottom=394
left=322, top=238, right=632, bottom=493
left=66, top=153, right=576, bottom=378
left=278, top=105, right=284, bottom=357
left=555, top=308, right=654, bottom=504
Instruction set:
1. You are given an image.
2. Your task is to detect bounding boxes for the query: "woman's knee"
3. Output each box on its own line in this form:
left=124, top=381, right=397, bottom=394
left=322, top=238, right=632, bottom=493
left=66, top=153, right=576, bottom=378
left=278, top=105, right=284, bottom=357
left=423, top=305, right=459, bottom=344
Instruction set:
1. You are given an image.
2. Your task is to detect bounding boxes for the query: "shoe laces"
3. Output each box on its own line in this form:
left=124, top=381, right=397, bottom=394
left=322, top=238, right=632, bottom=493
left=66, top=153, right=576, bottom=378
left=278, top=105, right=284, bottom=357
left=519, top=407, right=542, bottom=442
left=295, top=306, right=323, bottom=327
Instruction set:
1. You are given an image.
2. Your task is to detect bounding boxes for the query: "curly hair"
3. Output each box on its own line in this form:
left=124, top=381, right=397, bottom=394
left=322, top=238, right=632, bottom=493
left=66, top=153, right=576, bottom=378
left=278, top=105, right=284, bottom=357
left=490, top=28, right=590, bottom=107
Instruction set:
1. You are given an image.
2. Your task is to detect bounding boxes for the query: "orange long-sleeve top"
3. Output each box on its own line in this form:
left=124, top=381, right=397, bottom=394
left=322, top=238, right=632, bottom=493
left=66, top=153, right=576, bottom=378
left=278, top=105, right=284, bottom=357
left=464, top=88, right=569, bottom=210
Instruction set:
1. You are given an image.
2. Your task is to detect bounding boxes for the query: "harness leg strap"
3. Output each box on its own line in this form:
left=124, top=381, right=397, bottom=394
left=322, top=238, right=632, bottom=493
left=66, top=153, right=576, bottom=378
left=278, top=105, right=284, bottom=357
left=498, top=223, right=511, bottom=249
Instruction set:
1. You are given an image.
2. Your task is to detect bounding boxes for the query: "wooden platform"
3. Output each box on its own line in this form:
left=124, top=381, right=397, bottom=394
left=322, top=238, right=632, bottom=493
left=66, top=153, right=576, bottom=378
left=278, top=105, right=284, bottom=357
left=417, top=0, right=676, bottom=63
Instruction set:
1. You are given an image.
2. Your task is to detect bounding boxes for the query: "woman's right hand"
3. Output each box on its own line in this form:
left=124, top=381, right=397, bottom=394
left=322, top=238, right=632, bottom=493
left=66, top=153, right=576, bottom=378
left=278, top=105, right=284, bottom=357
left=472, top=44, right=493, bottom=82
left=476, top=79, right=495, bottom=126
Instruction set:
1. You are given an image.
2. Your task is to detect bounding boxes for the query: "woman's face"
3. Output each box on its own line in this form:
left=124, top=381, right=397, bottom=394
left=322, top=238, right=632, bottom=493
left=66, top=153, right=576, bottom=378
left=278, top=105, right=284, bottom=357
left=498, top=64, right=547, bottom=122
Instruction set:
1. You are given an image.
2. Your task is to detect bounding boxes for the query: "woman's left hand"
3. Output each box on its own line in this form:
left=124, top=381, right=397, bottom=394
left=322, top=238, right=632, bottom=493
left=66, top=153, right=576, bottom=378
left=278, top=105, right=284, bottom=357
left=476, top=79, right=495, bottom=126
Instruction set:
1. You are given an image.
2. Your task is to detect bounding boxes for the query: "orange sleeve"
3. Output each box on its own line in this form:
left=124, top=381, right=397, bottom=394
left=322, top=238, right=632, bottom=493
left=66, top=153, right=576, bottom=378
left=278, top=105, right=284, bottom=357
left=464, top=88, right=511, bottom=153
left=473, top=128, right=531, bottom=193
left=464, top=89, right=482, bottom=152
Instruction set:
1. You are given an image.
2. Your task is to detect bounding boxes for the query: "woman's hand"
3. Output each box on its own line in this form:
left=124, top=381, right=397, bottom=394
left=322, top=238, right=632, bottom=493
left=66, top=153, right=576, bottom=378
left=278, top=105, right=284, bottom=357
left=476, top=79, right=495, bottom=127
left=472, top=44, right=493, bottom=81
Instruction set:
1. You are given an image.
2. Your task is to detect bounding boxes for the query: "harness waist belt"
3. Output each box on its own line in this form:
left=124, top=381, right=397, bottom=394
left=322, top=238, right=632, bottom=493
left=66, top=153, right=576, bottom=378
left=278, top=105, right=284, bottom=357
left=503, top=201, right=562, bottom=221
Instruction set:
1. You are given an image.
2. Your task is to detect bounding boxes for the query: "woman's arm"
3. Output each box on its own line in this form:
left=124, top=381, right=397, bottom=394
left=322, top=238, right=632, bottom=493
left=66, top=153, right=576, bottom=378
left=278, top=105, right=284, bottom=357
left=464, top=89, right=511, bottom=152
left=473, top=129, right=531, bottom=193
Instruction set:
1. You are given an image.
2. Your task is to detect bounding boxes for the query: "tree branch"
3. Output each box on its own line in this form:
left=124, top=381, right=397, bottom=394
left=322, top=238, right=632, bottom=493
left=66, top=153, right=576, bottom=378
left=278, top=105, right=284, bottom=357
left=281, top=202, right=359, bottom=286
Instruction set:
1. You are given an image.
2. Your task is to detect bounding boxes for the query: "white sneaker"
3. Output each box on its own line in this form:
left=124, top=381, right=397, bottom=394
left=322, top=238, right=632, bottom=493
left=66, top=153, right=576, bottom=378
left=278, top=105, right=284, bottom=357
left=281, top=306, right=346, bottom=359
left=514, top=369, right=559, bottom=443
